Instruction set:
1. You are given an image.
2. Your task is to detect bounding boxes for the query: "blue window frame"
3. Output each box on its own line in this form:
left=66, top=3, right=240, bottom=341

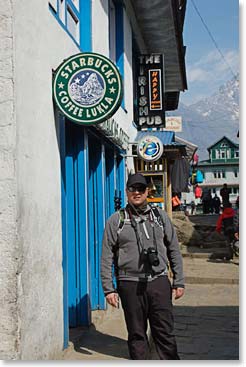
left=109, top=0, right=125, bottom=109
left=49, top=0, right=91, bottom=51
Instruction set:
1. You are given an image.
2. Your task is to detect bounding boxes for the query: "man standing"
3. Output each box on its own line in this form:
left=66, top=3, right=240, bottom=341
left=220, top=183, right=230, bottom=206
left=100, top=173, right=185, bottom=360
left=212, top=194, right=221, bottom=214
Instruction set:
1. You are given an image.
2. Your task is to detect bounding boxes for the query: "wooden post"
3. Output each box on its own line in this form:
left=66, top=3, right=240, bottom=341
left=166, top=160, right=172, bottom=219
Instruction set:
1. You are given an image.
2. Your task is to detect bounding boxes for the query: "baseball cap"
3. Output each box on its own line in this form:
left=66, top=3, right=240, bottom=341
left=126, top=173, right=147, bottom=188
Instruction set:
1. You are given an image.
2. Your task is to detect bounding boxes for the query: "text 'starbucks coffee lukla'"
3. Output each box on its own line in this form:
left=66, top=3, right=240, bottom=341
left=53, top=53, right=123, bottom=125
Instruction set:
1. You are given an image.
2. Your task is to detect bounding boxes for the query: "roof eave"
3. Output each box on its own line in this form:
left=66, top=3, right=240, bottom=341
left=127, top=0, right=187, bottom=93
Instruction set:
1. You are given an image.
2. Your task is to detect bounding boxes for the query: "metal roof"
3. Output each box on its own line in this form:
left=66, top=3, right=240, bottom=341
left=206, top=136, right=239, bottom=151
left=125, top=0, right=187, bottom=93
left=135, top=131, right=186, bottom=151
left=175, top=135, right=198, bottom=161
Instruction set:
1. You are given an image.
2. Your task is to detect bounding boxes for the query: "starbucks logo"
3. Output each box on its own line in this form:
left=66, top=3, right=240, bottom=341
left=137, top=136, right=163, bottom=162
left=53, top=53, right=123, bottom=125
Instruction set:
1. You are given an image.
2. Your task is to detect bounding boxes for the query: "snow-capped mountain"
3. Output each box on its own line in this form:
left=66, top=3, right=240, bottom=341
left=170, top=76, right=239, bottom=160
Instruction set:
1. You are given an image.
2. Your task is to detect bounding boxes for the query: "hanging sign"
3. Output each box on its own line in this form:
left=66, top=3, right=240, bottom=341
left=134, top=54, right=165, bottom=129
left=137, top=135, right=163, bottom=162
left=53, top=52, right=123, bottom=125
left=164, top=116, right=182, bottom=132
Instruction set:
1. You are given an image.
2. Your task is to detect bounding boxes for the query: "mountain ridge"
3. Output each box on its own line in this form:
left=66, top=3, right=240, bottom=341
left=170, top=76, right=239, bottom=160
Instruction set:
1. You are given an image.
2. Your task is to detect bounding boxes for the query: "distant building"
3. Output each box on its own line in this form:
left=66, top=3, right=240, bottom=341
left=197, top=136, right=239, bottom=203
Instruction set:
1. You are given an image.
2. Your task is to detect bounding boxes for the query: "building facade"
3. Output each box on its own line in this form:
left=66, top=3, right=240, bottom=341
left=197, top=136, right=239, bottom=203
left=0, top=0, right=187, bottom=360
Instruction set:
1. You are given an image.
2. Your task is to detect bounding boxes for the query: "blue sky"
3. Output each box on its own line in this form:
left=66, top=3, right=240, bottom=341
left=180, top=0, right=239, bottom=105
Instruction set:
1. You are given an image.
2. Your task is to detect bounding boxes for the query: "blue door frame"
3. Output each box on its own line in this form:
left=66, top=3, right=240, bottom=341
left=65, top=123, right=90, bottom=328
left=87, top=132, right=105, bottom=310
left=60, top=119, right=126, bottom=348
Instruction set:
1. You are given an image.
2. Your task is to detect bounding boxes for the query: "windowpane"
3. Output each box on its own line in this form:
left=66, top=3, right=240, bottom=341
left=67, top=6, right=79, bottom=42
left=221, top=150, right=225, bottom=158
left=71, top=0, right=79, bottom=10
left=49, top=0, right=58, bottom=12
left=109, top=0, right=116, bottom=62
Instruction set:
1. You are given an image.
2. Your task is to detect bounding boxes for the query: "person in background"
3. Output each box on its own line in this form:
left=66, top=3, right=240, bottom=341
left=234, top=196, right=239, bottom=242
left=212, top=193, right=221, bottom=214
left=216, top=202, right=235, bottom=260
left=194, top=184, right=202, bottom=204
left=220, top=183, right=230, bottom=206
left=201, top=188, right=212, bottom=214
left=190, top=200, right=196, bottom=215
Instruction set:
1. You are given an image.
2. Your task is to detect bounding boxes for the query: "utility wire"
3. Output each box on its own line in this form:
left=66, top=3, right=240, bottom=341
left=190, top=0, right=237, bottom=79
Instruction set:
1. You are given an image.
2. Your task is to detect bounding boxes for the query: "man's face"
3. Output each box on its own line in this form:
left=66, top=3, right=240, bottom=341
left=126, top=184, right=148, bottom=206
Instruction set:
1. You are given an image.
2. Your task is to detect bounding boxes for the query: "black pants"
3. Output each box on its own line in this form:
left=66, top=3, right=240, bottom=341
left=117, top=276, right=179, bottom=360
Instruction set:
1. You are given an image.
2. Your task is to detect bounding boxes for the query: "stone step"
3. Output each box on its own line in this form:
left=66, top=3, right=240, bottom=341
left=181, top=257, right=239, bottom=285
left=201, top=241, right=227, bottom=248
left=185, top=276, right=239, bottom=285
left=181, top=246, right=227, bottom=258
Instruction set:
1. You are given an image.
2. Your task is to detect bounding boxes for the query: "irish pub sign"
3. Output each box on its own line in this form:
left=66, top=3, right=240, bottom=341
left=134, top=54, right=165, bottom=129
left=53, top=53, right=123, bottom=125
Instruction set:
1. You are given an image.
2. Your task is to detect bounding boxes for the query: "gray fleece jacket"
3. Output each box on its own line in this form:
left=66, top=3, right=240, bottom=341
left=100, top=204, right=184, bottom=295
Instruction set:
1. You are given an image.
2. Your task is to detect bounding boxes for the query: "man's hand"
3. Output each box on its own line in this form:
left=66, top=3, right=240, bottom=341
left=106, top=292, right=119, bottom=308
left=172, top=287, right=185, bottom=300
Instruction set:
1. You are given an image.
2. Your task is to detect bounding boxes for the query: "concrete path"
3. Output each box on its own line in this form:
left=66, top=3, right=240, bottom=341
left=61, top=253, right=239, bottom=360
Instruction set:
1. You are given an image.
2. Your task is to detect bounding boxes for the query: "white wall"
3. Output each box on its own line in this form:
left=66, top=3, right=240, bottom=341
left=4, top=0, right=81, bottom=360
left=91, top=0, right=136, bottom=173
left=0, top=0, right=138, bottom=360
left=0, top=0, right=18, bottom=359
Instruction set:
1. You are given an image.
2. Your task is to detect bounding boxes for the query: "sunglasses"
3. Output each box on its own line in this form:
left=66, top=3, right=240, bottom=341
left=127, top=185, right=147, bottom=193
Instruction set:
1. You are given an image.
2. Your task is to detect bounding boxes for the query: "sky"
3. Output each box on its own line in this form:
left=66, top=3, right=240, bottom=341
left=180, top=0, right=239, bottom=105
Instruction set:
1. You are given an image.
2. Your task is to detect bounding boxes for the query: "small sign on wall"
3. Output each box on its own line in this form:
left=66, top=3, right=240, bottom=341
left=134, top=54, right=165, bottom=129
left=164, top=116, right=182, bottom=132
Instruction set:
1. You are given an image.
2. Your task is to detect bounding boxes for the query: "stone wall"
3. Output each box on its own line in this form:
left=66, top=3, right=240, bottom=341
left=0, top=0, right=18, bottom=359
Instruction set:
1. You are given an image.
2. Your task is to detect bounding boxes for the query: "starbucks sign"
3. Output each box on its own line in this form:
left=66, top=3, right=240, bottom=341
left=53, top=53, right=123, bottom=125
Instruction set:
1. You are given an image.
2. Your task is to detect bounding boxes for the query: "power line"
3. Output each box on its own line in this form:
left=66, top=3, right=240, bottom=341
left=190, top=0, right=237, bottom=79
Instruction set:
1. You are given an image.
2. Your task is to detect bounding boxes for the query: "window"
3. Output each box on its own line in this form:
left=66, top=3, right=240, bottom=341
left=220, top=150, right=226, bottom=159
left=49, top=0, right=58, bottom=12
left=67, top=5, right=79, bottom=42
left=215, top=149, right=220, bottom=159
left=71, top=0, right=79, bottom=9
left=235, top=150, right=239, bottom=158
left=234, top=171, right=238, bottom=178
left=49, top=0, right=81, bottom=45
left=221, top=143, right=228, bottom=148
left=214, top=171, right=226, bottom=179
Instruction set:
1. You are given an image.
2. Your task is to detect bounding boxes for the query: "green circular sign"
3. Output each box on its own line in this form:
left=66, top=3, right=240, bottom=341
left=53, top=52, right=123, bottom=125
